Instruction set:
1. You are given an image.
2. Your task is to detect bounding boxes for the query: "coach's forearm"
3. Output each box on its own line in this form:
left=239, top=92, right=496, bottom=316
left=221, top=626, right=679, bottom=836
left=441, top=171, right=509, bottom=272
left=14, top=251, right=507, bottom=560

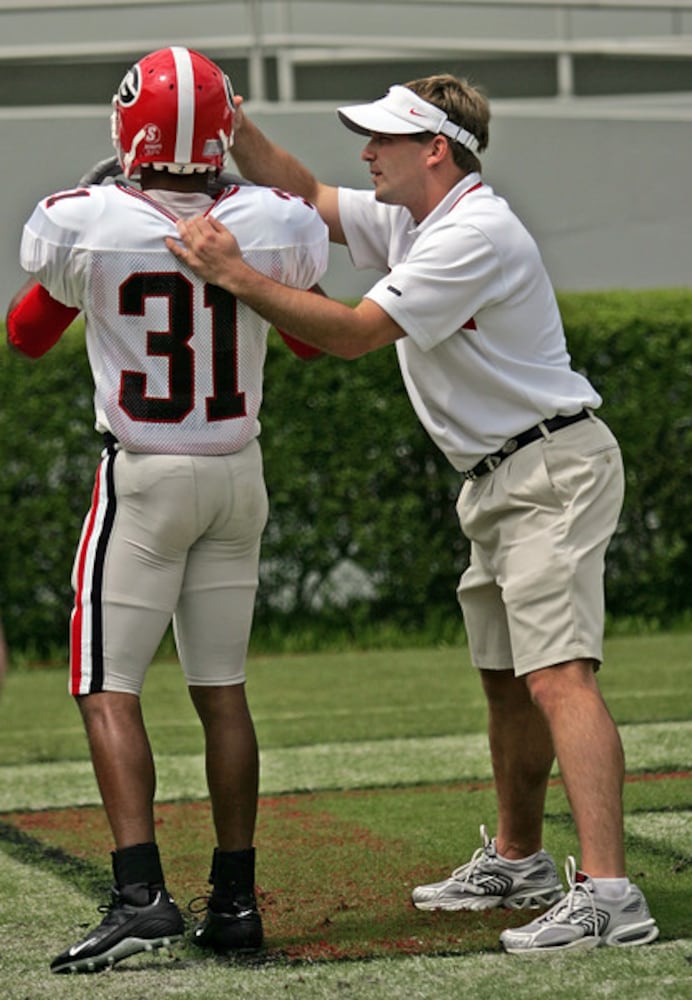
left=231, top=116, right=319, bottom=203
left=219, top=261, right=371, bottom=360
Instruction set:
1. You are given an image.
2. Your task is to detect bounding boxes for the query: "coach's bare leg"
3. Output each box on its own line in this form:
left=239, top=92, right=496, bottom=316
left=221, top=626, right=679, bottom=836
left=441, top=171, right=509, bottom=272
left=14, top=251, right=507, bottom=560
left=77, top=692, right=156, bottom=848
left=525, top=659, right=626, bottom=876
left=189, top=683, right=259, bottom=851
left=482, top=669, right=554, bottom=858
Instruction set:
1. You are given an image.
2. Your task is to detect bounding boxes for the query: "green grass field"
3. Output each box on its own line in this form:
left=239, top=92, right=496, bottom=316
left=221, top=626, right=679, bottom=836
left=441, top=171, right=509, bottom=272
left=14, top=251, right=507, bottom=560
left=0, top=632, right=690, bottom=998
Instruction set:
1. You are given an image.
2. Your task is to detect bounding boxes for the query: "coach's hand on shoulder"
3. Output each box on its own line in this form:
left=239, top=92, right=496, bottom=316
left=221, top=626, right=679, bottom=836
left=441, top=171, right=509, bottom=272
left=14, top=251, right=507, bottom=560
left=166, top=216, right=242, bottom=289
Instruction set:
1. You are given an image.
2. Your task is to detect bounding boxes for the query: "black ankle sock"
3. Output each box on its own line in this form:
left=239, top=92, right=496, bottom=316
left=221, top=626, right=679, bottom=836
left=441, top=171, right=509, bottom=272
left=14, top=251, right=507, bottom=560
left=210, top=847, right=256, bottom=901
left=119, top=882, right=157, bottom=907
left=112, top=842, right=165, bottom=901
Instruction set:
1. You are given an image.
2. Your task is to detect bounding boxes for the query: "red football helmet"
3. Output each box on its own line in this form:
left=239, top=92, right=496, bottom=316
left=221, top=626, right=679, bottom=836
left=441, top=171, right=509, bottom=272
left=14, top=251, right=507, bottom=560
left=111, top=46, right=235, bottom=178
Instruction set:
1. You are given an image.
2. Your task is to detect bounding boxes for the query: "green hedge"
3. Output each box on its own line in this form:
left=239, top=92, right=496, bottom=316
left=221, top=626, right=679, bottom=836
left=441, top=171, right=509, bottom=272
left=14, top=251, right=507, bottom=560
left=1, top=288, right=691, bottom=657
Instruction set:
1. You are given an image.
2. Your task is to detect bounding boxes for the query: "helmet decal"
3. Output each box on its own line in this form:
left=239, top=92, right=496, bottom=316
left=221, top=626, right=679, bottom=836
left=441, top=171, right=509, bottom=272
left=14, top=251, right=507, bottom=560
left=223, top=72, right=235, bottom=108
left=117, top=65, right=141, bottom=107
left=142, top=123, right=163, bottom=159
left=111, top=46, right=235, bottom=177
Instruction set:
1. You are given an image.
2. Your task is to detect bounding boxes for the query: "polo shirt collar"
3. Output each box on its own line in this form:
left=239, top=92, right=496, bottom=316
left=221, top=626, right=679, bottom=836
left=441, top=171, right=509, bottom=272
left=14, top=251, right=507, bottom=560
left=409, top=172, right=483, bottom=234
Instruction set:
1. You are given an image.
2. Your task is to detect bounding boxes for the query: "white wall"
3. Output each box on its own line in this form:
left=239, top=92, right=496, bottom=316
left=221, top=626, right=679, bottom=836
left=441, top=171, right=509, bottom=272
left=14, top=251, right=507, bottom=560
left=2, top=95, right=691, bottom=312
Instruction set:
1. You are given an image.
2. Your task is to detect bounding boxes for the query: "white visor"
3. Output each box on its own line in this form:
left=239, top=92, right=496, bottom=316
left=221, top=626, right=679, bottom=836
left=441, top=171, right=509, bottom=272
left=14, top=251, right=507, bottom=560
left=337, top=85, right=480, bottom=154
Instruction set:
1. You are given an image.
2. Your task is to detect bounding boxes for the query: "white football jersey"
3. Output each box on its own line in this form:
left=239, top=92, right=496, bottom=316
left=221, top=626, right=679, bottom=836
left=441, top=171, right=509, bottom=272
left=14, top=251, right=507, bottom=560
left=20, top=182, right=328, bottom=454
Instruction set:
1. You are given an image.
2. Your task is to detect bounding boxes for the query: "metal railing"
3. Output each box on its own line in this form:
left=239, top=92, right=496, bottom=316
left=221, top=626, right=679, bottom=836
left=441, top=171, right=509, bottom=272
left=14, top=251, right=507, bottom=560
left=1, top=0, right=691, bottom=102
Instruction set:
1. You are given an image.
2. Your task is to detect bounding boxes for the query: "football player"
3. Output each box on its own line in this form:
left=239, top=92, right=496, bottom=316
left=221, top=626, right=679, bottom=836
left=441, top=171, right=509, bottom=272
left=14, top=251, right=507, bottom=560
left=7, top=46, right=328, bottom=973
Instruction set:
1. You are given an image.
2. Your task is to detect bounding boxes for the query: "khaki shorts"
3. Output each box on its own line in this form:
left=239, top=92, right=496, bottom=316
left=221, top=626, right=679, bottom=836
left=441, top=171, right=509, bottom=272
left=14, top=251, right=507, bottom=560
left=456, top=415, right=624, bottom=676
left=70, top=438, right=268, bottom=695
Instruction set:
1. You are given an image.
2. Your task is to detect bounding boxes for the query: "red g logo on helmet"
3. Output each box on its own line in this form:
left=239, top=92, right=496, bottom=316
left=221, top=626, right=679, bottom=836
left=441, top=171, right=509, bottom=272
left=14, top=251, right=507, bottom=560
left=111, top=46, right=234, bottom=178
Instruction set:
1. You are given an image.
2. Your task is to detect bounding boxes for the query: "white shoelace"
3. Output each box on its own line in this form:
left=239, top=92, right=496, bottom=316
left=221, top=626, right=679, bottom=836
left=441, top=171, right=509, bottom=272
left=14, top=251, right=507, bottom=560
left=538, top=856, right=600, bottom=938
left=450, top=824, right=494, bottom=881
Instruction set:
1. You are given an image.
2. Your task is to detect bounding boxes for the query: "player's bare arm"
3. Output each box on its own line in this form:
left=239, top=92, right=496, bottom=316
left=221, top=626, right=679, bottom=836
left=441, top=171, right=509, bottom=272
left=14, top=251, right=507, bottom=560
left=230, top=98, right=345, bottom=244
left=166, top=216, right=403, bottom=360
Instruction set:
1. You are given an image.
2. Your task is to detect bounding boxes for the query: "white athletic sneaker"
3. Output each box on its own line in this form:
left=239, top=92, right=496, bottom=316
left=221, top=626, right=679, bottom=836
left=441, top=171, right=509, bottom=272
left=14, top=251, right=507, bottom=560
left=411, top=825, right=564, bottom=912
left=500, top=856, right=660, bottom=954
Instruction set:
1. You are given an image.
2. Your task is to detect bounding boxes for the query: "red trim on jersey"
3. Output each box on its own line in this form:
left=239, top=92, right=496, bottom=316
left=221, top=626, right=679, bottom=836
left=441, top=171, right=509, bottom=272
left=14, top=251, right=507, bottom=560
left=7, top=284, right=80, bottom=357
left=211, top=185, right=241, bottom=210
left=119, top=182, right=181, bottom=223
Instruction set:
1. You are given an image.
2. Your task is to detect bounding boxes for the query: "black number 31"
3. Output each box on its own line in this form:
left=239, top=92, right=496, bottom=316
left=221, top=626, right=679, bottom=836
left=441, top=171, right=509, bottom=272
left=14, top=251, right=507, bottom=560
left=119, top=272, right=246, bottom=423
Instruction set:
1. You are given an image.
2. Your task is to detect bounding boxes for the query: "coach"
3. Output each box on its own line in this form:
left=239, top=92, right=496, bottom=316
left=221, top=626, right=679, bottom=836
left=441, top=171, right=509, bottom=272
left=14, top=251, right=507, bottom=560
left=168, top=72, right=658, bottom=954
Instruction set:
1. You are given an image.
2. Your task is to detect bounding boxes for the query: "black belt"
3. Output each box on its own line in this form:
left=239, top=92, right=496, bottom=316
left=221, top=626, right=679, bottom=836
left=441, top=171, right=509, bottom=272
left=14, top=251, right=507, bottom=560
left=462, top=409, right=591, bottom=482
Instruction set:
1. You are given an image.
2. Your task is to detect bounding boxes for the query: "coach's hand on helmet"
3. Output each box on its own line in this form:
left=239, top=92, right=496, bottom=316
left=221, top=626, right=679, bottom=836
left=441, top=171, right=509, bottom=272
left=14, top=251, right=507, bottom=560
left=231, top=93, right=246, bottom=132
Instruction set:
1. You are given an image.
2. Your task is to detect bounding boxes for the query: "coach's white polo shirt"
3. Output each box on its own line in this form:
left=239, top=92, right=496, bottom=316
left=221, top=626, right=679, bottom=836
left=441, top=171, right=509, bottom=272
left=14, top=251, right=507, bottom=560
left=338, top=173, right=600, bottom=471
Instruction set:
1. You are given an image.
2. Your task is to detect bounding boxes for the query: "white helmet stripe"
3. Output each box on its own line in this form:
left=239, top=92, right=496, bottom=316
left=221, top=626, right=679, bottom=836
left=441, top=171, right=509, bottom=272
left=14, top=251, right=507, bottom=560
left=171, top=46, right=195, bottom=163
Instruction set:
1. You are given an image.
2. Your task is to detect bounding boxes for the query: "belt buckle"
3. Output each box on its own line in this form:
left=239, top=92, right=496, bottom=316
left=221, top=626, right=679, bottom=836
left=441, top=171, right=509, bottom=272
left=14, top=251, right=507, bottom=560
left=483, top=454, right=504, bottom=474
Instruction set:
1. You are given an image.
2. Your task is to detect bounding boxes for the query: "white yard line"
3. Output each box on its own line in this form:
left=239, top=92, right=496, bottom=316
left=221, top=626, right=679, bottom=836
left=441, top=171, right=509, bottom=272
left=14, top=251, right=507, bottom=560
left=0, top=721, right=689, bottom=813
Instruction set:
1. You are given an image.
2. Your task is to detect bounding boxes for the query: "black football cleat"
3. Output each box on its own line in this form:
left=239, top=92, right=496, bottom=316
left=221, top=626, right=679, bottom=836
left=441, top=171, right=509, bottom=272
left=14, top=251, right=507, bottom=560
left=50, top=884, right=184, bottom=974
left=191, top=890, right=263, bottom=954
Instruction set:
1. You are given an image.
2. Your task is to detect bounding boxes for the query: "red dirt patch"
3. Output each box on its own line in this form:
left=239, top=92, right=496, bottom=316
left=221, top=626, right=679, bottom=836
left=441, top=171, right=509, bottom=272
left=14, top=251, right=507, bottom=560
left=1, top=790, right=507, bottom=960
left=3, top=774, right=689, bottom=962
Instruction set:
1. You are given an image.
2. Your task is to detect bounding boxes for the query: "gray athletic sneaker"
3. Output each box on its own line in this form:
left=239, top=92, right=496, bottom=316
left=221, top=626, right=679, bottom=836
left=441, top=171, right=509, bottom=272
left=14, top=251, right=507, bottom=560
left=500, top=856, right=660, bottom=954
left=411, top=825, right=564, bottom=912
